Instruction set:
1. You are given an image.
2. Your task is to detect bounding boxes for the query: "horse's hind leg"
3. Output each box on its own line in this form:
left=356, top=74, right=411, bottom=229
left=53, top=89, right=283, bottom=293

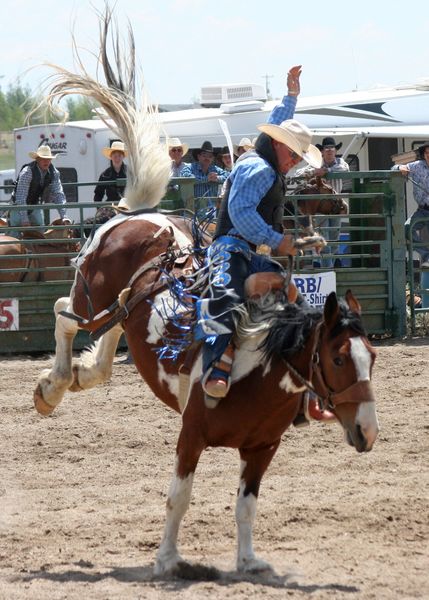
left=69, top=324, right=123, bottom=392
left=34, top=297, right=79, bottom=415
left=236, top=442, right=280, bottom=573
left=154, top=433, right=204, bottom=576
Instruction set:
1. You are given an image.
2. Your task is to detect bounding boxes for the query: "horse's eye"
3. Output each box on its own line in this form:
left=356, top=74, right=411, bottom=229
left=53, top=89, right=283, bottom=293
left=334, top=357, right=343, bottom=366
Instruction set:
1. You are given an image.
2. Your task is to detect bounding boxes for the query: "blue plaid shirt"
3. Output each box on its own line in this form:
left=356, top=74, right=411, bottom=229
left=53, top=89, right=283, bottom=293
left=190, top=162, right=227, bottom=200
left=392, top=160, right=429, bottom=208
left=226, top=95, right=297, bottom=248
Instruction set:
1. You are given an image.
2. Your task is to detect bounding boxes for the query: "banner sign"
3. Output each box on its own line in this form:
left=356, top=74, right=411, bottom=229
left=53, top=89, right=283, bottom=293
left=0, top=299, right=19, bottom=331
left=292, top=272, right=336, bottom=308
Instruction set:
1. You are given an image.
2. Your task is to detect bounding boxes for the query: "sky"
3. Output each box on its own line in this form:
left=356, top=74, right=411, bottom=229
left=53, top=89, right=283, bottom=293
left=1, top=0, right=429, bottom=105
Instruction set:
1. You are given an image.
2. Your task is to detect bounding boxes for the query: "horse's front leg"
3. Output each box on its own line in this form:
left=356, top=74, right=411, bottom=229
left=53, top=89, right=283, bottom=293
left=69, top=323, right=123, bottom=391
left=154, top=435, right=204, bottom=576
left=236, top=441, right=280, bottom=573
left=34, top=297, right=78, bottom=415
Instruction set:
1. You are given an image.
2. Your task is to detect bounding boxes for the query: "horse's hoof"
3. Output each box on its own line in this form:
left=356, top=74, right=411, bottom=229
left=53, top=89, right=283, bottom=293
left=68, top=365, right=83, bottom=392
left=33, top=385, right=56, bottom=416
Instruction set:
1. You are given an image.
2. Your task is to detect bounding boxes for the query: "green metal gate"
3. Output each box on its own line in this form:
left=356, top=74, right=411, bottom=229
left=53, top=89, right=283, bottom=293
left=0, top=172, right=407, bottom=354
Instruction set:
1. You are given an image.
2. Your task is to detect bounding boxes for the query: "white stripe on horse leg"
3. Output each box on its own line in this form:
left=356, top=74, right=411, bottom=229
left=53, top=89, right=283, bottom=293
left=154, top=456, right=194, bottom=575
left=70, top=324, right=123, bottom=391
left=35, top=297, right=78, bottom=409
left=236, top=462, right=273, bottom=573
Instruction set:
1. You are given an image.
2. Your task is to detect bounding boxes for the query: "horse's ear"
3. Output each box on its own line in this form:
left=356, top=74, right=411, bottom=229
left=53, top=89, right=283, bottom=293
left=345, top=289, right=361, bottom=315
left=323, top=291, right=340, bottom=328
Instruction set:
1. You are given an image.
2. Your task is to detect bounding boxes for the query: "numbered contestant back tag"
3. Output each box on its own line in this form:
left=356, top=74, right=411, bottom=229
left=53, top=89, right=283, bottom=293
left=0, top=299, right=19, bottom=331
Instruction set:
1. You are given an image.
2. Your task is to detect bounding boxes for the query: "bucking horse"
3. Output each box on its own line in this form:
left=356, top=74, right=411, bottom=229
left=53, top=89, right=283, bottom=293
left=33, top=7, right=379, bottom=577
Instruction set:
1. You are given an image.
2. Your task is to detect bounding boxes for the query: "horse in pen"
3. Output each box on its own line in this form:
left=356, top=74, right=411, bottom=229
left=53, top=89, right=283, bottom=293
left=33, top=7, right=379, bottom=577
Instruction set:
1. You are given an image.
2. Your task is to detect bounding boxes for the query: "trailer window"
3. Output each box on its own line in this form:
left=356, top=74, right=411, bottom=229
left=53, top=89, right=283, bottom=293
left=58, top=168, right=78, bottom=202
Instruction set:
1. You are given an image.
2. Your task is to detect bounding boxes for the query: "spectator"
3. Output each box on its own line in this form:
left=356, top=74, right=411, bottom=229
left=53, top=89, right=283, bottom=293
left=393, top=142, right=429, bottom=267
left=233, top=137, right=253, bottom=159
left=93, top=140, right=127, bottom=221
left=10, top=145, right=71, bottom=229
left=190, top=141, right=227, bottom=203
left=296, top=136, right=350, bottom=268
left=168, top=137, right=192, bottom=177
left=219, top=147, right=233, bottom=172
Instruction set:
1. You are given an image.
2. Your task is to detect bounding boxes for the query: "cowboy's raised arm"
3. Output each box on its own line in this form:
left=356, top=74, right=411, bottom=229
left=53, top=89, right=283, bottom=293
left=267, top=65, right=302, bottom=125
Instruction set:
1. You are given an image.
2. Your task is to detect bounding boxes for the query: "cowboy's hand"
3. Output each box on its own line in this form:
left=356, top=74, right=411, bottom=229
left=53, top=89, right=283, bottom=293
left=399, top=165, right=410, bottom=176
left=276, top=234, right=299, bottom=256
left=287, top=65, right=302, bottom=96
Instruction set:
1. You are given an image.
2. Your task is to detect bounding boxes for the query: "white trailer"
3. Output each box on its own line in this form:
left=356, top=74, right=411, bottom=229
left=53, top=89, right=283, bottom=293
left=0, top=169, right=15, bottom=204
left=14, top=120, right=119, bottom=221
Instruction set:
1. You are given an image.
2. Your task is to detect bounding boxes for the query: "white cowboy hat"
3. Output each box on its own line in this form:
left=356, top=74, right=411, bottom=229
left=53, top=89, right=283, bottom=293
left=102, top=140, right=128, bottom=159
left=29, top=145, right=57, bottom=160
left=257, top=119, right=322, bottom=168
left=167, top=137, right=189, bottom=156
left=233, top=137, right=253, bottom=154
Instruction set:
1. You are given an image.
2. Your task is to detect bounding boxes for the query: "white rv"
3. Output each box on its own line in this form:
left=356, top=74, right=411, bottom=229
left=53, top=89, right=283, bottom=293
left=14, top=120, right=121, bottom=220
left=0, top=169, right=15, bottom=204
left=13, top=79, right=429, bottom=219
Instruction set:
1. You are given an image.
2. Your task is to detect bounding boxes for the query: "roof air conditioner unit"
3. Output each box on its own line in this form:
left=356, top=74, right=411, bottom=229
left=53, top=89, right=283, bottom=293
left=200, top=83, right=267, bottom=107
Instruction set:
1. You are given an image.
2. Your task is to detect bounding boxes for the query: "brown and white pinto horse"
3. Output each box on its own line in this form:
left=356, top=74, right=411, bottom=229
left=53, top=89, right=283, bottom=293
left=33, top=7, right=379, bottom=577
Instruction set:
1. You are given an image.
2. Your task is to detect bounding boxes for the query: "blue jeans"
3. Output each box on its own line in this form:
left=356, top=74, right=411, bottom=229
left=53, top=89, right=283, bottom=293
left=314, top=215, right=342, bottom=268
left=9, top=207, right=44, bottom=228
left=197, top=236, right=282, bottom=374
left=409, top=208, right=429, bottom=262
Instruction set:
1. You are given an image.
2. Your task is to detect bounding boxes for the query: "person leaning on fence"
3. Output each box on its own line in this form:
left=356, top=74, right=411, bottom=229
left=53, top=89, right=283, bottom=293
left=93, top=141, right=127, bottom=216
left=392, top=142, right=429, bottom=268
left=10, top=145, right=71, bottom=229
left=296, top=136, right=350, bottom=268
left=190, top=141, right=228, bottom=204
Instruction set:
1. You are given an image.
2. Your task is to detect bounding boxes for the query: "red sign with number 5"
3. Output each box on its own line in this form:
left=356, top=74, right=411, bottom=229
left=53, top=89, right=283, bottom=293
left=0, top=299, right=19, bottom=330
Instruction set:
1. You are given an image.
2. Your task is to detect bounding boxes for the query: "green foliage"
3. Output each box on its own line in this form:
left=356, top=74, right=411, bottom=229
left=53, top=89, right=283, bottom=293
left=0, top=82, right=98, bottom=130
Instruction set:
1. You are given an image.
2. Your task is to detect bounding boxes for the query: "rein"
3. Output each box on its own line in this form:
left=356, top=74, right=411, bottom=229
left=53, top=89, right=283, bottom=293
left=283, top=324, right=374, bottom=411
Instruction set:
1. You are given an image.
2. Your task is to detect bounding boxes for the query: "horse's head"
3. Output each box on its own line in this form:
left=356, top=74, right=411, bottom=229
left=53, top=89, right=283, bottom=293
left=316, top=290, right=379, bottom=452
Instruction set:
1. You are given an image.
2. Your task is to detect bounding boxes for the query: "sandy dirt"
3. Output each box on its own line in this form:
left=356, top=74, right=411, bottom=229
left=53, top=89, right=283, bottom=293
left=0, top=339, right=428, bottom=599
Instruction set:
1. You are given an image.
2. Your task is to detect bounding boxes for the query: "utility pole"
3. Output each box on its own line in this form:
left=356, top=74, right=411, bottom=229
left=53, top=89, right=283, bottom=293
left=262, top=74, right=273, bottom=100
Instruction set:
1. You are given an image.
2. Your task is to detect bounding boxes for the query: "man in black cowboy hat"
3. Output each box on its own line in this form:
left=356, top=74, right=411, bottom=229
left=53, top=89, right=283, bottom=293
left=190, top=141, right=228, bottom=203
left=296, top=135, right=349, bottom=268
left=392, top=141, right=429, bottom=267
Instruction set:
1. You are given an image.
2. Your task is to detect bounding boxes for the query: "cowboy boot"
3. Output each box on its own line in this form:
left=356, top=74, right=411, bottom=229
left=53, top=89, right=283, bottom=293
left=202, top=344, right=234, bottom=408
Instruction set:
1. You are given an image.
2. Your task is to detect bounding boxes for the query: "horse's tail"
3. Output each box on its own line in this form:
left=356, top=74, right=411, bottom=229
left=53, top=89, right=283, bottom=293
left=42, top=6, right=171, bottom=211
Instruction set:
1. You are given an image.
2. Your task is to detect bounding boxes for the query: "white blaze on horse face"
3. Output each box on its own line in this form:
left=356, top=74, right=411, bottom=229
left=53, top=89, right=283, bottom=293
left=350, top=336, right=379, bottom=445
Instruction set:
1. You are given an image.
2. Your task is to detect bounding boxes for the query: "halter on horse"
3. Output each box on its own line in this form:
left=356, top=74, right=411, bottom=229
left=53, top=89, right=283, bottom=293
left=32, top=7, right=379, bottom=577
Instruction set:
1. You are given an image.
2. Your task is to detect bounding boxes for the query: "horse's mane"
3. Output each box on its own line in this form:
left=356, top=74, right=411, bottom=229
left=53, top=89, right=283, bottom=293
left=236, top=296, right=366, bottom=361
left=40, top=5, right=171, bottom=212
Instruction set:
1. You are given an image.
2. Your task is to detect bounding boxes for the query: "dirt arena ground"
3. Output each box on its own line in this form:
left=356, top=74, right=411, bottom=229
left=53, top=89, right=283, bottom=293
left=0, top=339, right=427, bottom=600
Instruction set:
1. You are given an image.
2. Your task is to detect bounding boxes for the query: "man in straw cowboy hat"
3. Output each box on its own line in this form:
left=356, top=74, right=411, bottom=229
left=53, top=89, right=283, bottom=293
left=10, top=144, right=71, bottom=230
left=197, top=66, right=333, bottom=422
left=167, top=137, right=192, bottom=178
left=94, top=140, right=128, bottom=205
